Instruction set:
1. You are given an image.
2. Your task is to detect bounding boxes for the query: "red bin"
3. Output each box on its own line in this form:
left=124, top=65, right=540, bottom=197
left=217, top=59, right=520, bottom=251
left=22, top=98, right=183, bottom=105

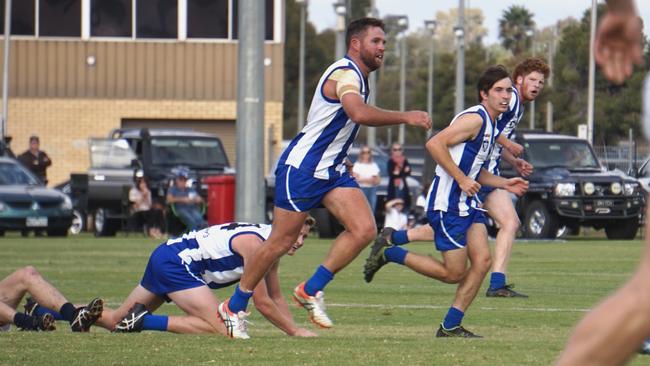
left=203, top=175, right=236, bottom=225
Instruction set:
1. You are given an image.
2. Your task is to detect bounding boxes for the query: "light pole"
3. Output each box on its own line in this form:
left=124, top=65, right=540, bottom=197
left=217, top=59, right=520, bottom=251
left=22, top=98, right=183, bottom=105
left=526, top=28, right=535, bottom=129
left=454, top=0, right=465, bottom=114
left=296, top=0, right=307, bottom=132
left=423, top=19, right=437, bottom=186
left=587, top=0, right=597, bottom=144
left=397, top=15, right=408, bottom=145
left=1, top=0, right=12, bottom=146
left=333, top=1, right=347, bottom=60
left=366, top=0, right=378, bottom=148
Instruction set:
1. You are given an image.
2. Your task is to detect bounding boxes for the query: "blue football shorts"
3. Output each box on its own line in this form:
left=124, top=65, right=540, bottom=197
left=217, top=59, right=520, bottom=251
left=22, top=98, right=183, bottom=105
left=427, top=209, right=487, bottom=252
left=140, top=244, right=206, bottom=301
left=274, top=164, right=359, bottom=212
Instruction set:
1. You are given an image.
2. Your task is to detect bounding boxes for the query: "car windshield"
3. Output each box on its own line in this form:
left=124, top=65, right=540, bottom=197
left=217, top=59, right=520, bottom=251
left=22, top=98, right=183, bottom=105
left=90, top=139, right=137, bottom=169
left=151, top=138, right=228, bottom=168
left=524, top=140, right=600, bottom=169
left=0, top=161, right=40, bottom=185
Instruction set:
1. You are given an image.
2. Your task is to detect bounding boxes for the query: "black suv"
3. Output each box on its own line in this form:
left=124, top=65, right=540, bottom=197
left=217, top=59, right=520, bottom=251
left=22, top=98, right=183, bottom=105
left=63, top=128, right=231, bottom=236
left=495, top=132, right=644, bottom=239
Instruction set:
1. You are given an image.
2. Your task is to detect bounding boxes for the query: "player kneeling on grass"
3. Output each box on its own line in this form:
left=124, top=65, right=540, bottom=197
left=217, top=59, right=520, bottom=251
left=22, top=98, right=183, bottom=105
left=69, top=218, right=316, bottom=338
left=0, top=266, right=103, bottom=332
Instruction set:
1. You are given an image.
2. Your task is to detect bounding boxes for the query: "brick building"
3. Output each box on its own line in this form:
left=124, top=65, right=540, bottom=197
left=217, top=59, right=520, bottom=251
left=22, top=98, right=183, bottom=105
left=0, top=0, right=284, bottom=186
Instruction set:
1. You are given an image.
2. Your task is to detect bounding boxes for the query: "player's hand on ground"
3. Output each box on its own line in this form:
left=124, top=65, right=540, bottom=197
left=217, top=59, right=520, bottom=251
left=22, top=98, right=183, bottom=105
left=404, top=111, right=432, bottom=130
left=515, top=158, right=533, bottom=177
left=506, top=141, right=524, bottom=157
left=594, top=13, right=643, bottom=84
left=292, top=328, right=318, bottom=337
left=458, top=176, right=480, bottom=197
left=504, top=177, right=529, bottom=196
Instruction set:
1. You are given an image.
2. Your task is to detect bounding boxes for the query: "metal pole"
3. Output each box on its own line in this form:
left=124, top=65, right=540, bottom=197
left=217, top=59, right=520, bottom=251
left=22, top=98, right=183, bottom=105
left=235, top=0, right=265, bottom=223
left=529, top=35, right=536, bottom=129
left=454, top=0, right=465, bottom=114
left=334, top=2, right=346, bottom=60
left=297, top=1, right=306, bottom=131
left=398, top=35, right=406, bottom=144
left=423, top=23, right=436, bottom=187
left=366, top=0, right=377, bottom=148
left=1, top=0, right=12, bottom=142
left=587, top=0, right=597, bottom=145
left=546, top=26, right=556, bottom=132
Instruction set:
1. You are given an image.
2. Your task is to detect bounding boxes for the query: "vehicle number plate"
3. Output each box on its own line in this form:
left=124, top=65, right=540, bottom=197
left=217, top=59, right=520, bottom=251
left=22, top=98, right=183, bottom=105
left=26, top=217, right=48, bottom=227
left=595, top=200, right=613, bottom=207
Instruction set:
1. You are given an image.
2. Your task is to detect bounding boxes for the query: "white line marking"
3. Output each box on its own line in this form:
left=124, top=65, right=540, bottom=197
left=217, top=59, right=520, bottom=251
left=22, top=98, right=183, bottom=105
left=327, top=303, right=590, bottom=313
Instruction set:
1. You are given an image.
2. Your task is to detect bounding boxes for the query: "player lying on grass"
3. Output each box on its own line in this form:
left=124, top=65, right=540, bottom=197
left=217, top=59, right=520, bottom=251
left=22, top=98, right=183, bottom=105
left=0, top=266, right=102, bottom=332
left=25, top=218, right=317, bottom=338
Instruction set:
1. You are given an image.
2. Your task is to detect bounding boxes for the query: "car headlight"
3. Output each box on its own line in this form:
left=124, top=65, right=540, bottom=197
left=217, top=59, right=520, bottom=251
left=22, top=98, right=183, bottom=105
left=554, top=183, right=576, bottom=197
left=610, top=182, right=622, bottom=195
left=624, top=182, right=639, bottom=196
left=583, top=182, right=595, bottom=195
left=61, top=196, right=73, bottom=210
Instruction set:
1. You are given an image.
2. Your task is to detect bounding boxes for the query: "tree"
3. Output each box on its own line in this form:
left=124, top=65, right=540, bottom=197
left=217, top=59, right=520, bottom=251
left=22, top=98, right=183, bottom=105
left=499, top=5, right=535, bottom=56
left=283, top=0, right=336, bottom=139
left=550, top=5, right=649, bottom=144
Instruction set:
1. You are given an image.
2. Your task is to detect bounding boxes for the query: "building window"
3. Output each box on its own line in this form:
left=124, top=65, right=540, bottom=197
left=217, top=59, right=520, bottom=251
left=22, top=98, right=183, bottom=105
left=0, top=0, right=35, bottom=35
left=39, top=0, right=81, bottom=37
left=231, top=0, right=274, bottom=41
left=136, top=0, right=177, bottom=39
left=91, top=0, right=132, bottom=37
left=187, top=0, right=228, bottom=39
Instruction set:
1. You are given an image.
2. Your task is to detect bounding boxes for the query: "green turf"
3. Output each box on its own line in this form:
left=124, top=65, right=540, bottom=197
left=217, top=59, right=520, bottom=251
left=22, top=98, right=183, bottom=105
left=1, top=232, right=650, bottom=365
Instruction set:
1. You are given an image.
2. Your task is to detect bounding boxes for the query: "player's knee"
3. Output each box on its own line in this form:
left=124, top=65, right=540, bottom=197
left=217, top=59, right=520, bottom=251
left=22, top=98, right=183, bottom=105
left=18, top=266, right=41, bottom=284
left=501, top=216, right=520, bottom=233
left=476, top=254, right=492, bottom=273
left=347, top=221, right=376, bottom=244
left=444, top=270, right=465, bottom=284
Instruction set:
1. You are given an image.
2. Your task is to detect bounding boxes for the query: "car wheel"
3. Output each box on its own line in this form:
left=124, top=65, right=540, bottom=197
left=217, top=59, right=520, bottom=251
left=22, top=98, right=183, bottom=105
left=94, top=208, right=117, bottom=237
left=524, top=201, right=559, bottom=239
left=605, top=218, right=639, bottom=240
left=69, top=210, right=85, bottom=235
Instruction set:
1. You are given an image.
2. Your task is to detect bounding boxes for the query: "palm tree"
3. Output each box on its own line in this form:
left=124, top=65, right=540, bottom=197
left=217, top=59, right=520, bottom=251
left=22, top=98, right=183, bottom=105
left=499, top=5, right=535, bottom=56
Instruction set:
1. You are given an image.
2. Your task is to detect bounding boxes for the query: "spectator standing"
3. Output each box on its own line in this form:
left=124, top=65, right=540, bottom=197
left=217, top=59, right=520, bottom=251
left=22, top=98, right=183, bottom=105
left=166, top=168, right=207, bottom=231
left=352, top=146, right=381, bottom=213
left=17, top=136, right=51, bottom=185
left=129, top=177, right=165, bottom=239
left=387, top=143, right=411, bottom=210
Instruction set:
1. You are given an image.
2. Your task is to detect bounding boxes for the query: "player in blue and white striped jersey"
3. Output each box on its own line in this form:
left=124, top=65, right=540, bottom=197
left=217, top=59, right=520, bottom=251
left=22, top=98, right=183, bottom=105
left=218, top=17, right=431, bottom=337
left=366, top=66, right=528, bottom=338
left=90, top=218, right=317, bottom=339
left=364, top=59, right=548, bottom=300
left=481, top=58, right=549, bottom=298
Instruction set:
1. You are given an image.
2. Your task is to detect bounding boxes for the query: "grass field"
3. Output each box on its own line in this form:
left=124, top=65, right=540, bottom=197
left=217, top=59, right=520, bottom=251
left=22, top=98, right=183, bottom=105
left=1, top=232, right=650, bottom=365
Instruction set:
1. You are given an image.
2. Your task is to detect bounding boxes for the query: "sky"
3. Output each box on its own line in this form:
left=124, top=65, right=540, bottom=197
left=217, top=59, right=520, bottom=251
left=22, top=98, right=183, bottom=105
left=308, top=0, right=650, bottom=45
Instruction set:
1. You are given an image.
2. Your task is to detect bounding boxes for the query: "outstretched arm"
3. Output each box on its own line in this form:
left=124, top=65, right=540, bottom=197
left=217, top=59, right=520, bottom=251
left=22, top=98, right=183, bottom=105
left=594, top=0, right=643, bottom=84
left=253, top=265, right=316, bottom=337
left=477, top=168, right=529, bottom=196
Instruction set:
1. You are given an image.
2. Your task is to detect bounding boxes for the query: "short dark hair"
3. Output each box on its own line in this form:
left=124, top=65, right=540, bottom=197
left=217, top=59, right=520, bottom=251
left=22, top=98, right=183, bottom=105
left=513, top=57, right=550, bottom=82
left=477, top=65, right=511, bottom=102
left=29, top=135, right=39, bottom=143
left=345, top=17, right=385, bottom=49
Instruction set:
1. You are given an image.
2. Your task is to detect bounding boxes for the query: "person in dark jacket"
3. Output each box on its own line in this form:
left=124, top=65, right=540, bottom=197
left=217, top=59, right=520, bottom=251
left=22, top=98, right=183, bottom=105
left=17, top=135, right=51, bottom=185
left=386, top=143, right=411, bottom=210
